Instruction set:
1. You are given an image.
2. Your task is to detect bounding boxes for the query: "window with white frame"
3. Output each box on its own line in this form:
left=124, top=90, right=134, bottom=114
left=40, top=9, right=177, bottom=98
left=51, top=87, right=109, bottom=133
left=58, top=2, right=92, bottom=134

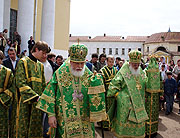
left=115, top=48, right=118, bottom=55
left=103, top=48, right=106, bottom=54
left=122, top=48, right=125, bottom=55
left=109, top=48, right=112, bottom=55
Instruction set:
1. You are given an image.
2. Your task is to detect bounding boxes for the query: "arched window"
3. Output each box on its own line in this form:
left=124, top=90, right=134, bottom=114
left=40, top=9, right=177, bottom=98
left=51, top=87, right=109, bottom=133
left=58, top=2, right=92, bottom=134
left=156, top=46, right=167, bottom=52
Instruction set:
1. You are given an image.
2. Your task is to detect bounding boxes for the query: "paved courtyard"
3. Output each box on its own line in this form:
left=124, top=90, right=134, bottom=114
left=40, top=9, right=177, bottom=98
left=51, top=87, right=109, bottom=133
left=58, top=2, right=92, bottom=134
left=95, top=103, right=180, bottom=138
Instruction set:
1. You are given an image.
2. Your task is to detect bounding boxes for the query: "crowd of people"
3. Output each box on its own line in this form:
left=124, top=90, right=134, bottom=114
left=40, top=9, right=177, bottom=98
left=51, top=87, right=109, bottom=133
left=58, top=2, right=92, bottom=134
left=0, top=29, right=22, bottom=58
left=0, top=34, right=180, bottom=138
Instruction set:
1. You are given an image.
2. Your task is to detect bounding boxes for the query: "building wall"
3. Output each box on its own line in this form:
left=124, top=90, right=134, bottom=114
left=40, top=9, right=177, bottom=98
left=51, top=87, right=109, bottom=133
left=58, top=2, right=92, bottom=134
left=69, top=41, right=144, bottom=61
left=54, top=0, right=70, bottom=51
left=144, top=43, right=180, bottom=54
left=8, top=0, right=70, bottom=57
left=34, top=0, right=42, bottom=41
left=144, top=42, right=180, bottom=63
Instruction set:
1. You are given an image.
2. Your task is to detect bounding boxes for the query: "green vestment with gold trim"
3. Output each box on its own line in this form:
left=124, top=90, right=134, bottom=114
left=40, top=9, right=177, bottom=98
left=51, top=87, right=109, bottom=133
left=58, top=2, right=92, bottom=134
left=36, top=61, right=107, bottom=138
left=145, top=57, right=162, bottom=136
left=15, top=56, right=46, bottom=138
left=0, top=65, right=14, bottom=138
left=107, top=62, right=149, bottom=138
left=100, top=65, right=118, bottom=128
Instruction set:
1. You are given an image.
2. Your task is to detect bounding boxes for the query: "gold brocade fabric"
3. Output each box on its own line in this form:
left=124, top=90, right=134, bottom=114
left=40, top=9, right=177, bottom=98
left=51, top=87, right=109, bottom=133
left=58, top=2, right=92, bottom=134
left=36, top=61, right=106, bottom=138
left=107, top=62, right=148, bottom=137
left=15, top=56, right=46, bottom=138
left=0, top=65, right=14, bottom=138
left=145, top=57, right=161, bottom=135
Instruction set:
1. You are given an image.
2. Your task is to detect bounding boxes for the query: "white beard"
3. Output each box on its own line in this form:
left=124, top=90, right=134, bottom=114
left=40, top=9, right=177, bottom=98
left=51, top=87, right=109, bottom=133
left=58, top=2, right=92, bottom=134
left=70, top=66, right=85, bottom=77
left=129, top=64, right=140, bottom=75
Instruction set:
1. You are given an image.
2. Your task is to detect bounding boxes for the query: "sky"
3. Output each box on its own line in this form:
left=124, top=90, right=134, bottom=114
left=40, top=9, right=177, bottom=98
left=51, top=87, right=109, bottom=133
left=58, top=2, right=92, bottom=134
left=70, top=0, right=180, bottom=37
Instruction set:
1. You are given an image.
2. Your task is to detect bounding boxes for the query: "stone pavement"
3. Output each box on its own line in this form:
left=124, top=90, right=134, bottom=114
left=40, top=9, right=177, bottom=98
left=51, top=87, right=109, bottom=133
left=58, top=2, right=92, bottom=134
left=95, top=103, right=180, bottom=138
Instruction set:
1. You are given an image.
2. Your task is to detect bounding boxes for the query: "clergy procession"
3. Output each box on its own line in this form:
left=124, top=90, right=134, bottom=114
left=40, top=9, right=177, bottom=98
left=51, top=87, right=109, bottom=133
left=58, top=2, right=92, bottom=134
left=0, top=41, right=180, bottom=138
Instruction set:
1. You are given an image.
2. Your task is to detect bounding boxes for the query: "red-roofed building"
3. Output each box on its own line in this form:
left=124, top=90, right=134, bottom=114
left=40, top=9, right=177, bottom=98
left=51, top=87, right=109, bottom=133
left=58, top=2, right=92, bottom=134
left=69, top=31, right=180, bottom=63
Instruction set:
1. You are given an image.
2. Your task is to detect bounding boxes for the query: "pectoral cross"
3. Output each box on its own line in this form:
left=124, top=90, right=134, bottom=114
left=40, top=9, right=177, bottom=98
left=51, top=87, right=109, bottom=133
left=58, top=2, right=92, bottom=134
left=136, top=84, right=142, bottom=90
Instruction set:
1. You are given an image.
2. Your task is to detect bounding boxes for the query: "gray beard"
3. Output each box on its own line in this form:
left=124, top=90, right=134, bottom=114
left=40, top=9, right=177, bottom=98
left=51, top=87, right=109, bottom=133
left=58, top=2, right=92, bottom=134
left=129, top=64, right=140, bottom=75
left=70, top=66, right=85, bottom=77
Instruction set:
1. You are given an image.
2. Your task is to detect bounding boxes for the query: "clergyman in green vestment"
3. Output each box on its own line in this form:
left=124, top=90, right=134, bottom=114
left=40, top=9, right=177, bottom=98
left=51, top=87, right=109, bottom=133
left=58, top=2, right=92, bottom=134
left=100, top=55, right=118, bottom=129
left=36, top=43, right=107, bottom=138
left=145, top=56, right=162, bottom=137
left=0, top=51, right=14, bottom=138
left=107, top=50, right=149, bottom=138
left=15, top=41, right=49, bottom=138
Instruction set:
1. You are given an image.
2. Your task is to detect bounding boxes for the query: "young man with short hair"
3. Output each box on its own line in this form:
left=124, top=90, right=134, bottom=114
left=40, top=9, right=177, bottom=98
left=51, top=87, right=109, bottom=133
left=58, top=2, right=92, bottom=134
left=15, top=41, right=50, bottom=138
left=100, top=55, right=118, bottom=129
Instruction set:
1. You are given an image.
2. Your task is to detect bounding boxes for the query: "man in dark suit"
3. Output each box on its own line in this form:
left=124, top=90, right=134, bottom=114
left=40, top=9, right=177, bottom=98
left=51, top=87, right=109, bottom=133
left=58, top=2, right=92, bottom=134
left=3, top=47, right=19, bottom=74
left=28, top=36, right=35, bottom=55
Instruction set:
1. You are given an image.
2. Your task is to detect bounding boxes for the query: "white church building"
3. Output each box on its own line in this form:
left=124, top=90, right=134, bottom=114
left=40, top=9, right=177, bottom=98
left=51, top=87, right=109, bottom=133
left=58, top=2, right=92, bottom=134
left=69, top=34, right=148, bottom=61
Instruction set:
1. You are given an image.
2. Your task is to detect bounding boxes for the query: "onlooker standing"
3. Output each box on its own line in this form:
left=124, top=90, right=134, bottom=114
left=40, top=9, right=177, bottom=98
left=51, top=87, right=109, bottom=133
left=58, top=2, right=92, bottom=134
left=4, top=40, right=11, bottom=58
left=90, top=53, right=101, bottom=72
left=159, top=64, right=167, bottom=110
left=164, top=71, right=177, bottom=115
left=13, top=31, right=21, bottom=55
left=169, top=60, right=175, bottom=72
left=28, top=36, right=35, bottom=55
left=2, top=29, right=8, bottom=40
left=47, top=53, right=59, bottom=72
left=3, top=47, right=19, bottom=74
left=98, top=53, right=106, bottom=69
left=0, top=32, right=6, bottom=53
left=56, top=55, right=63, bottom=67
left=114, top=57, right=121, bottom=68
left=160, top=64, right=167, bottom=81
left=159, top=56, right=168, bottom=71
left=172, top=59, right=180, bottom=80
